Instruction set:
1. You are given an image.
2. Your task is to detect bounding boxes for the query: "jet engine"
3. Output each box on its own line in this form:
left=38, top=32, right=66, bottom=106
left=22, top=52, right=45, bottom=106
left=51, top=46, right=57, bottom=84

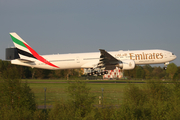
left=118, top=60, right=135, bottom=70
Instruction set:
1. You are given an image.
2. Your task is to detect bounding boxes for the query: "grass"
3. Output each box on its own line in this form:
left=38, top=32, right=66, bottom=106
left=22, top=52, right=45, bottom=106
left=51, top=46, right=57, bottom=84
left=25, top=79, right=179, bottom=105
left=29, top=83, right=69, bottom=105
left=26, top=79, right=146, bottom=105
left=1, top=78, right=180, bottom=119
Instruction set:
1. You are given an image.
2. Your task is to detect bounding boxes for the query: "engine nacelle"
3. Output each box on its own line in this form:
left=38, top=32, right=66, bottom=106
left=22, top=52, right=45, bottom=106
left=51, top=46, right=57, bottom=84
left=118, top=60, right=135, bottom=70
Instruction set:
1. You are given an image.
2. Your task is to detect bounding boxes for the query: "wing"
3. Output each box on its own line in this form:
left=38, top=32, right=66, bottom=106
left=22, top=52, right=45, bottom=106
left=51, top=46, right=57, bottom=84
left=98, top=49, right=121, bottom=70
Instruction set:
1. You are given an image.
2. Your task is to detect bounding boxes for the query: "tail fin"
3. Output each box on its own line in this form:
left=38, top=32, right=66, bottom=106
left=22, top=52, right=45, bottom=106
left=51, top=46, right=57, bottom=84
left=10, top=32, right=36, bottom=61
left=9, top=32, right=59, bottom=68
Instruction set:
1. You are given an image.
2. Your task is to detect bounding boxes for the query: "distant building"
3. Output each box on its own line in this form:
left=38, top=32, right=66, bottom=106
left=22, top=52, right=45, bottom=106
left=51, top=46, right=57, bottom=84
left=83, top=67, right=123, bottom=79
left=103, top=67, right=123, bottom=79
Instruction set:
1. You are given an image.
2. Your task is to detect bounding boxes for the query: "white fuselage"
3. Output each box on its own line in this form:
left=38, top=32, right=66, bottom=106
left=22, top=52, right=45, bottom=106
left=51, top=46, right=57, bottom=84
left=11, top=49, right=177, bottom=70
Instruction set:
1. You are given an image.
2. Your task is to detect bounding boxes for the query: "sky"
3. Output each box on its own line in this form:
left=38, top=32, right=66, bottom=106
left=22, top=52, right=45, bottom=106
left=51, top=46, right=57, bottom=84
left=0, top=0, right=180, bottom=66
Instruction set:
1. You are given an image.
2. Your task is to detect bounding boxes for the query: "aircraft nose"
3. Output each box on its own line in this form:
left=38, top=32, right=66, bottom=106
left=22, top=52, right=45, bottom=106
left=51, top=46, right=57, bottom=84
left=173, top=54, right=177, bottom=60
left=172, top=53, right=177, bottom=60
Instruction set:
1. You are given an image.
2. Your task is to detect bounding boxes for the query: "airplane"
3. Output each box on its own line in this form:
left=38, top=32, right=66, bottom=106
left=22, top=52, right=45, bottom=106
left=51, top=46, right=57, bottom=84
left=7, top=32, right=177, bottom=76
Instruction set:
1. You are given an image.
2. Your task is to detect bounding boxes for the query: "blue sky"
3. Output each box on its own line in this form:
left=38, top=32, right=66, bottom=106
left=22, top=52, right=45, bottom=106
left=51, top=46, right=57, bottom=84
left=0, top=0, right=179, bottom=66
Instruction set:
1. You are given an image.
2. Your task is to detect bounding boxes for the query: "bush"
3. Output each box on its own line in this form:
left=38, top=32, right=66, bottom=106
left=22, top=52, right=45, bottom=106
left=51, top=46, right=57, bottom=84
left=118, top=80, right=180, bottom=120
left=48, top=80, right=96, bottom=119
left=0, top=66, right=37, bottom=119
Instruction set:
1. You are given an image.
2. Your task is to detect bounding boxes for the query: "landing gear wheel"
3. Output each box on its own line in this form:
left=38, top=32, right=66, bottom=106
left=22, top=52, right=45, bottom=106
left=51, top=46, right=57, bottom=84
left=163, top=67, right=167, bottom=70
left=94, top=71, right=98, bottom=74
left=88, top=73, right=92, bottom=76
left=101, top=72, right=105, bottom=75
left=97, top=73, right=101, bottom=76
left=91, top=72, right=95, bottom=75
left=104, top=71, right=108, bottom=74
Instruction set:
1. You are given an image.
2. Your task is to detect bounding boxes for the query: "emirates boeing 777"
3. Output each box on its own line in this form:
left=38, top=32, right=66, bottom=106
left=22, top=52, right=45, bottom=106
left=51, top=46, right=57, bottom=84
left=8, top=32, right=176, bottom=76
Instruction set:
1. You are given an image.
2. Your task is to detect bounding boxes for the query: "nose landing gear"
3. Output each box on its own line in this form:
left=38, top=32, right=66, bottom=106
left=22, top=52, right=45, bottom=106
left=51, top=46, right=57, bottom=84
left=163, top=67, right=167, bottom=70
left=163, top=62, right=169, bottom=70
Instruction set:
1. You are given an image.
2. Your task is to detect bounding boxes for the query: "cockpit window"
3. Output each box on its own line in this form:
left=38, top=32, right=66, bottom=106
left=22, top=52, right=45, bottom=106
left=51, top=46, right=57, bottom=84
left=172, top=53, right=174, bottom=55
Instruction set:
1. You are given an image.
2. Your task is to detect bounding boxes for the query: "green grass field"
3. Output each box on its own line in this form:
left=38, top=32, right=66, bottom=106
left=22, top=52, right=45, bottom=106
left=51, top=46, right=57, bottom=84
left=1, top=79, right=179, bottom=119
left=26, top=79, right=147, bottom=105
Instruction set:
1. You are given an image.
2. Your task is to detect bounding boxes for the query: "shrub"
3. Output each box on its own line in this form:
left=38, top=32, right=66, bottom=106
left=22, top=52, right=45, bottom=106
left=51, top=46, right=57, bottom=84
left=49, top=80, right=96, bottom=119
left=0, top=66, right=36, bottom=119
left=118, top=80, right=180, bottom=120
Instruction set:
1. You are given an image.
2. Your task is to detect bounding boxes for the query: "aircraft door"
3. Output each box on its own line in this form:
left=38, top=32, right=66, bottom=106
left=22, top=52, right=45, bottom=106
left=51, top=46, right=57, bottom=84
left=76, top=56, right=80, bottom=63
left=164, top=52, right=167, bottom=59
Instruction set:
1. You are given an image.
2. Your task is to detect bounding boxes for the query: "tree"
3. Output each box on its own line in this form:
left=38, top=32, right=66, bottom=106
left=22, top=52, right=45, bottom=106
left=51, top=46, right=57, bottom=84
left=166, top=63, right=178, bottom=79
left=124, top=65, right=138, bottom=79
left=173, top=66, right=180, bottom=80
left=33, top=68, right=51, bottom=79
left=49, top=80, right=95, bottom=119
left=152, top=66, right=165, bottom=79
left=67, top=80, right=95, bottom=117
left=136, top=66, right=145, bottom=79
left=143, top=65, right=153, bottom=79
left=0, top=64, right=36, bottom=119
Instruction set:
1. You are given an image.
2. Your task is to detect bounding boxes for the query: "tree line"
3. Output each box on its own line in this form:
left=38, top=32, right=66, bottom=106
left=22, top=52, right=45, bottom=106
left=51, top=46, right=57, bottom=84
left=0, top=59, right=82, bottom=79
left=0, top=59, right=179, bottom=80
left=124, top=63, right=180, bottom=80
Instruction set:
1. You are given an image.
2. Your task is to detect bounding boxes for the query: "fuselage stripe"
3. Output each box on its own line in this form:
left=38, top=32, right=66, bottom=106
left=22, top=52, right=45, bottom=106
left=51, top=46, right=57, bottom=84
left=10, top=34, right=27, bottom=48
left=23, top=43, right=59, bottom=68
left=17, top=48, right=36, bottom=59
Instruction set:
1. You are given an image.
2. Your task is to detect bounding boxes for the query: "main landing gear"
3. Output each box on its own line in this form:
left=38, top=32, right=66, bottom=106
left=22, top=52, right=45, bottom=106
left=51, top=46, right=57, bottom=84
left=86, top=68, right=108, bottom=76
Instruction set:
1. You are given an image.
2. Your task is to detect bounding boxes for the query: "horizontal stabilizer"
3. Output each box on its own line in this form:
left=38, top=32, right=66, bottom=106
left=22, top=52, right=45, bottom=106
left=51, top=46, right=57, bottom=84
left=18, top=59, right=35, bottom=63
